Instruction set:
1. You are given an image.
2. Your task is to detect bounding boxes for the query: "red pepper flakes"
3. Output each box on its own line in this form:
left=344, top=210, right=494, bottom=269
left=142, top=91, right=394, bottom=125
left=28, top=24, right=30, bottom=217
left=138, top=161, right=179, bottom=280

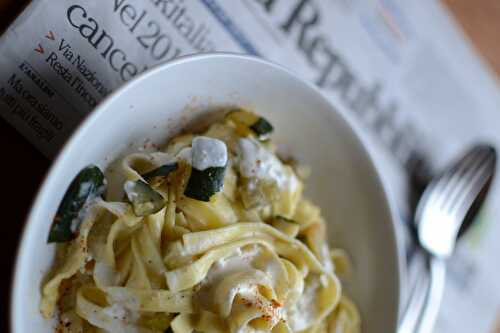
left=271, top=299, right=283, bottom=308
left=261, top=314, right=273, bottom=322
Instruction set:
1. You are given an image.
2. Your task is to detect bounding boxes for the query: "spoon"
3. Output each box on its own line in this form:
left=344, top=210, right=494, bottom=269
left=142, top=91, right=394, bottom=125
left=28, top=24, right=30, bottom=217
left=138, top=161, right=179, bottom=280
left=399, top=144, right=497, bottom=333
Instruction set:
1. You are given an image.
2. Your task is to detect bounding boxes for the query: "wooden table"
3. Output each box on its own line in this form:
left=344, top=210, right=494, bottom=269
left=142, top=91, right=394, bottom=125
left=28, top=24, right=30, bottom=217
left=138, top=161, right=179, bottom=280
left=1, top=0, right=499, bottom=332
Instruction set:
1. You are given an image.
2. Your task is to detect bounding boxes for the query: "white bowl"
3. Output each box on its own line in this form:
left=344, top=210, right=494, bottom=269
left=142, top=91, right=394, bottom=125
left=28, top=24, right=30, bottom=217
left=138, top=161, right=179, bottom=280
left=11, top=53, right=401, bottom=333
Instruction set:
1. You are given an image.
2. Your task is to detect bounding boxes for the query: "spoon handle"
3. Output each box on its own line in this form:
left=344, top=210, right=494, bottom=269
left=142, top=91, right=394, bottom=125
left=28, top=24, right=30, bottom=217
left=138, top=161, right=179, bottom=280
left=416, top=256, right=446, bottom=333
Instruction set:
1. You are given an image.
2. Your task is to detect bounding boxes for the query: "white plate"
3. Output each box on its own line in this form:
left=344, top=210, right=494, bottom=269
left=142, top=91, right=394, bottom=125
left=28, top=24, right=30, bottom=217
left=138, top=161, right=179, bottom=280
left=11, top=53, right=402, bottom=333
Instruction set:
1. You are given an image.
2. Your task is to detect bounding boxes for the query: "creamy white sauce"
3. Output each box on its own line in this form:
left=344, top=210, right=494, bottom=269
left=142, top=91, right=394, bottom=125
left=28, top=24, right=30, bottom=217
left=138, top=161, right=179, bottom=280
left=321, top=244, right=334, bottom=274
left=94, top=262, right=116, bottom=287
left=287, top=170, right=299, bottom=193
left=149, top=151, right=176, bottom=167
left=107, top=289, right=140, bottom=311
left=238, top=138, right=298, bottom=192
left=176, top=147, right=193, bottom=165
left=95, top=199, right=128, bottom=217
left=286, top=275, right=320, bottom=331
left=208, top=246, right=283, bottom=294
left=102, top=303, right=127, bottom=321
left=123, top=181, right=138, bottom=201
left=171, top=136, right=228, bottom=170
left=195, top=244, right=288, bottom=333
left=70, top=182, right=105, bottom=233
left=260, top=254, right=283, bottom=287
left=191, top=136, right=228, bottom=170
left=196, top=246, right=262, bottom=311
left=207, top=246, right=260, bottom=282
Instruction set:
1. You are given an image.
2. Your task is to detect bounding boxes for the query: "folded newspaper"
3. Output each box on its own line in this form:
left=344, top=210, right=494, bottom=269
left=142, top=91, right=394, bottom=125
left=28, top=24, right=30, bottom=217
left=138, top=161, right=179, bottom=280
left=1, top=0, right=499, bottom=332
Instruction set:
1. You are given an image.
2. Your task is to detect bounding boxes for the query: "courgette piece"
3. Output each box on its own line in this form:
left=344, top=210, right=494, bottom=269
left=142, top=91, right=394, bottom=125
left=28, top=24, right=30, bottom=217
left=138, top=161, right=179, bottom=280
left=275, top=215, right=297, bottom=223
left=297, top=234, right=308, bottom=244
left=47, top=165, right=106, bottom=243
left=184, top=166, right=226, bottom=202
left=250, top=117, right=273, bottom=138
left=226, top=109, right=273, bottom=139
left=124, top=180, right=165, bottom=216
left=141, top=163, right=178, bottom=181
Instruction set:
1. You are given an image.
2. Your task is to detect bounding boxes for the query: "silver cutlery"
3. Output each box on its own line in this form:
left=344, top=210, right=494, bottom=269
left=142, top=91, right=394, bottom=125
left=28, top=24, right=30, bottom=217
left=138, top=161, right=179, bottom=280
left=399, top=144, right=496, bottom=333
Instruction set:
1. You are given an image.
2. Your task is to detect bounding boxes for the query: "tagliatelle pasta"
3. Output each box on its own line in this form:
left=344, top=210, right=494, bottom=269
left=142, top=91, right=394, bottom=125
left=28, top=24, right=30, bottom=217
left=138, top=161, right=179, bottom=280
left=41, top=109, right=360, bottom=333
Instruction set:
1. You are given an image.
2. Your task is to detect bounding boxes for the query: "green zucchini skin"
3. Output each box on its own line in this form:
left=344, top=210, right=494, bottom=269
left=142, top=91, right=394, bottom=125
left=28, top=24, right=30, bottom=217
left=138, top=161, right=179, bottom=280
left=142, top=163, right=178, bottom=181
left=47, top=165, right=106, bottom=243
left=275, top=215, right=297, bottom=224
left=250, top=117, right=274, bottom=138
left=184, top=166, right=226, bottom=202
left=125, top=180, right=165, bottom=216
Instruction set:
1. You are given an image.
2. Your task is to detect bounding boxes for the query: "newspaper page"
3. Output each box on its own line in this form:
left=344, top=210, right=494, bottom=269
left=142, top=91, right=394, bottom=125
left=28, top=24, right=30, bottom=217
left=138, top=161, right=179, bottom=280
left=1, top=0, right=499, bottom=332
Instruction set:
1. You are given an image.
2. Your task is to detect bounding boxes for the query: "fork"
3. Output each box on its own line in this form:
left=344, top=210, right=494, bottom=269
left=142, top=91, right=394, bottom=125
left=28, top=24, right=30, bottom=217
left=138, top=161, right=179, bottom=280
left=398, top=144, right=497, bottom=333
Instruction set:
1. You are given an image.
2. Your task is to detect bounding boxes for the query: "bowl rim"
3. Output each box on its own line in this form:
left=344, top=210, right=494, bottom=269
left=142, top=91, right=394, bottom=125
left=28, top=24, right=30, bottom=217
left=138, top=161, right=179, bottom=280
left=10, top=52, right=404, bottom=332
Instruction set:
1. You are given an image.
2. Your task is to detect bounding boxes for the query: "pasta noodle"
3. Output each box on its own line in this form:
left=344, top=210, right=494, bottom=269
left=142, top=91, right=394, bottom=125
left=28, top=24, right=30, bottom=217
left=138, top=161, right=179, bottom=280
left=41, top=110, right=360, bottom=333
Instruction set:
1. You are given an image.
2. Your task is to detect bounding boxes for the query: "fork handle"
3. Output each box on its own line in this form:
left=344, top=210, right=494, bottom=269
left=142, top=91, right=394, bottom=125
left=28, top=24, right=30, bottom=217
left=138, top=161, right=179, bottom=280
left=416, top=257, right=446, bottom=333
left=398, top=255, right=429, bottom=333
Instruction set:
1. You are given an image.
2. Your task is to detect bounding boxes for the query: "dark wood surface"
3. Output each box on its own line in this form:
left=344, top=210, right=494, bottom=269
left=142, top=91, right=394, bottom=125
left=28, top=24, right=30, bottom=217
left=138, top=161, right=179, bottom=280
left=1, top=0, right=500, bottom=332
left=1, top=1, right=46, bottom=331
left=0, top=118, right=48, bottom=332
left=442, top=0, right=500, bottom=77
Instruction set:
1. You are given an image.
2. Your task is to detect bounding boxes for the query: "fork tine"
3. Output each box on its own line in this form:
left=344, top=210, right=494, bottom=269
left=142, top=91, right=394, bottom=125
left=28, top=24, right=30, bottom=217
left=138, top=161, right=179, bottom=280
left=448, top=152, right=496, bottom=221
left=402, top=145, right=496, bottom=333
left=439, top=147, right=491, bottom=211
left=423, top=147, right=483, bottom=213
